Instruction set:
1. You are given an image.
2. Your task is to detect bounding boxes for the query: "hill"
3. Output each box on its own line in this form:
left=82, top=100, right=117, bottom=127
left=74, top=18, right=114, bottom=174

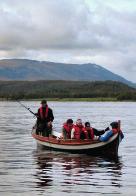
left=0, top=80, right=136, bottom=101
left=0, top=59, right=133, bottom=87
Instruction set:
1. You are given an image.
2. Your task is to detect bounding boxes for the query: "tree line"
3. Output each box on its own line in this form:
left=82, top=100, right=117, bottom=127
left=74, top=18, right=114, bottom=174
left=0, top=80, right=136, bottom=101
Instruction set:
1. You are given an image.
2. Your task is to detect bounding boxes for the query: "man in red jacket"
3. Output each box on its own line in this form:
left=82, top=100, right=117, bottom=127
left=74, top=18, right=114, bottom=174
left=71, top=119, right=84, bottom=139
left=62, top=119, right=74, bottom=139
left=83, top=122, right=109, bottom=140
left=36, top=100, right=54, bottom=136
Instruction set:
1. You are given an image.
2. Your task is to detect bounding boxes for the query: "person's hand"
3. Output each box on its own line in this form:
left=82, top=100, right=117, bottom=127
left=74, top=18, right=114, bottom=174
left=47, top=121, right=52, bottom=128
left=34, top=113, right=39, bottom=117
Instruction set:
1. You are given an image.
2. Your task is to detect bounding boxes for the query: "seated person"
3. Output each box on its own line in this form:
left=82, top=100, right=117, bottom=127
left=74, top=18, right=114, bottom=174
left=110, top=121, right=124, bottom=139
left=71, top=119, right=84, bottom=139
left=83, top=122, right=109, bottom=140
left=99, top=121, right=120, bottom=142
left=110, top=121, right=119, bottom=134
left=62, top=119, right=74, bottom=139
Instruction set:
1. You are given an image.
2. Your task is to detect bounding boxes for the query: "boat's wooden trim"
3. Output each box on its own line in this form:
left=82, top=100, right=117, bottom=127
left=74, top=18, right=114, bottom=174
left=31, top=121, right=122, bottom=157
left=32, top=131, right=118, bottom=151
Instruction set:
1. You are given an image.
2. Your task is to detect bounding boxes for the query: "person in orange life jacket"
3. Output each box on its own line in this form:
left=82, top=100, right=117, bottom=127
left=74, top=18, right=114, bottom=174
left=62, top=119, right=74, bottom=139
left=82, top=122, right=110, bottom=140
left=36, top=100, right=54, bottom=136
left=71, top=119, right=85, bottom=139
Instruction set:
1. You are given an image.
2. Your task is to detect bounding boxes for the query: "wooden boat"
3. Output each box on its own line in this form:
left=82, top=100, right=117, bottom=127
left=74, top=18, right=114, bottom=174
left=32, top=126, right=123, bottom=158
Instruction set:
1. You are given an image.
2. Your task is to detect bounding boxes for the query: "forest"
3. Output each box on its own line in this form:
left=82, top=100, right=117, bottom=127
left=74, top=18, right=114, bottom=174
left=0, top=80, right=136, bottom=101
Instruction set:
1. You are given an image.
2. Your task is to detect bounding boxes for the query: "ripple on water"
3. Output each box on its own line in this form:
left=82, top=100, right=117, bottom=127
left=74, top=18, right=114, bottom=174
left=0, top=101, right=136, bottom=195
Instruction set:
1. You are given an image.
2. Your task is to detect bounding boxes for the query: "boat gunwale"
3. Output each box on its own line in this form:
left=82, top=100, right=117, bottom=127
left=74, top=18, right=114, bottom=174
left=32, top=130, right=119, bottom=147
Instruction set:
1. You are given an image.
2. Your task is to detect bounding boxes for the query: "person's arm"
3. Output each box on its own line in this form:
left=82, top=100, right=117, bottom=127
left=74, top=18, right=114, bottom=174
left=35, top=109, right=40, bottom=119
left=49, top=108, right=54, bottom=122
left=62, top=127, right=67, bottom=139
left=71, top=128, right=75, bottom=139
left=93, top=128, right=105, bottom=136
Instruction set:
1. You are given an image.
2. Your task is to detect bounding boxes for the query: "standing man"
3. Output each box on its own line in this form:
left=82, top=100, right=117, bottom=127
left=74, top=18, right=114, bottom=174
left=36, top=100, right=54, bottom=136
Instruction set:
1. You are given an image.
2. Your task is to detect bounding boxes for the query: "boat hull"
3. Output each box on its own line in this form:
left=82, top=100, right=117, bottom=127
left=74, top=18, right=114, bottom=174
left=32, top=130, right=121, bottom=158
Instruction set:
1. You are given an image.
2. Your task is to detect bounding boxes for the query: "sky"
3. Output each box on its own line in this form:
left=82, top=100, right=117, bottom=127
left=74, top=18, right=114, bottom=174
left=0, top=0, right=136, bottom=82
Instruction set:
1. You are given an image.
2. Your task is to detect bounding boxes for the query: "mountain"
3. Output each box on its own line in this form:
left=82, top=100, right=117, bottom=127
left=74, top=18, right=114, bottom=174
left=0, top=59, right=133, bottom=86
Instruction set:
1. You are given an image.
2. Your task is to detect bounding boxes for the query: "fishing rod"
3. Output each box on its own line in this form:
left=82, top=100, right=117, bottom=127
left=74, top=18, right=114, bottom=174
left=17, top=100, right=37, bottom=117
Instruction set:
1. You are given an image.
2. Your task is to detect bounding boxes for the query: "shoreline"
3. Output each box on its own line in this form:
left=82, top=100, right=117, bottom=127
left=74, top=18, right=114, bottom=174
left=0, top=97, right=134, bottom=102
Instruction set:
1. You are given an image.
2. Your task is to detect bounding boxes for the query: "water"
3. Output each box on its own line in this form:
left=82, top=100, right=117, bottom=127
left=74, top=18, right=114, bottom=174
left=0, top=101, right=136, bottom=196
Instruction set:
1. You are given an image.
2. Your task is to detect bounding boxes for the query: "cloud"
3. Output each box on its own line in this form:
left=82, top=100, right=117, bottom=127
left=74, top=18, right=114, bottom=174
left=0, top=0, right=89, bottom=49
left=0, top=0, right=136, bottom=82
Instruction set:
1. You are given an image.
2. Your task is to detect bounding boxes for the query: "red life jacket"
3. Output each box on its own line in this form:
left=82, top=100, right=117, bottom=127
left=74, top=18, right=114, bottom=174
left=89, top=128, right=94, bottom=140
left=39, top=105, right=49, bottom=119
left=73, top=124, right=84, bottom=139
left=83, top=127, right=94, bottom=140
left=82, top=128, right=89, bottom=139
left=63, top=123, right=73, bottom=139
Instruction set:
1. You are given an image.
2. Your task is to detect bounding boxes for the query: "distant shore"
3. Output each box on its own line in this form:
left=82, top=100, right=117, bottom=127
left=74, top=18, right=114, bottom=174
left=1, top=97, right=136, bottom=102
left=40, top=97, right=118, bottom=102
left=0, top=97, right=121, bottom=102
left=0, top=80, right=136, bottom=101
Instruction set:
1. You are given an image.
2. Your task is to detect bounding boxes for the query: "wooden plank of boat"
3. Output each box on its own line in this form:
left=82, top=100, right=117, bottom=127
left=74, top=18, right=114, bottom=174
left=32, top=129, right=121, bottom=157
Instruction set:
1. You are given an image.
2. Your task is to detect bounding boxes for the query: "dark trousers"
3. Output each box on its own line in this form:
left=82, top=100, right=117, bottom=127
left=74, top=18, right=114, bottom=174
left=36, top=121, right=51, bottom=137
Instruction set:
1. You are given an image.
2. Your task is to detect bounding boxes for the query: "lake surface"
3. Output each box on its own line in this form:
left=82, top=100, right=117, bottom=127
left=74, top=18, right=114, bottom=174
left=0, top=101, right=136, bottom=196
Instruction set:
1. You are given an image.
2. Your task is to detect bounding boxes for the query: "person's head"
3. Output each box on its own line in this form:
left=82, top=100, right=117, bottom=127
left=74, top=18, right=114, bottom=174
left=110, top=122, right=118, bottom=129
left=76, top=119, right=82, bottom=127
left=41, top=100, right=47, bottom=107
left=66, top=119, right=73, bottom=127
left=85, top=122, right=91, bottom=130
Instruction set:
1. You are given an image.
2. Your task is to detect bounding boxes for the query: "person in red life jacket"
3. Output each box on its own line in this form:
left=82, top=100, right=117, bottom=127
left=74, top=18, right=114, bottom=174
left=62, top=119, right=74, bottom=139
left=36, top=100, right=54, bottom=136
left=71, top=119, right=85, bottom=139
left=83, top=122, right=110, bottom=140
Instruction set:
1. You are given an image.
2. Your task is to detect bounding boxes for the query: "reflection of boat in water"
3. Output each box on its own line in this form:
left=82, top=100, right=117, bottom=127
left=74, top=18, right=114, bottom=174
left=32, top=128, right=123, bottom=158
left=33, top=150, right=123, bottom=190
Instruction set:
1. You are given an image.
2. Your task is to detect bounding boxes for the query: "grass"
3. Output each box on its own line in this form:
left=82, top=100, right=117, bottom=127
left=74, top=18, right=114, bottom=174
left=9, top=97, right=117, bottom=102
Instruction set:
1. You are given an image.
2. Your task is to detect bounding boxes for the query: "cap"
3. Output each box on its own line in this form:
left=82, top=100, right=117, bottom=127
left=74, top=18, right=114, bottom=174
left=66, top=119, right=73, bottom=124
left=85, top=122, right=90, bottom=127
left=110, top=121, right=118, bottom=129
left=41, top=100, right=47, bottom=104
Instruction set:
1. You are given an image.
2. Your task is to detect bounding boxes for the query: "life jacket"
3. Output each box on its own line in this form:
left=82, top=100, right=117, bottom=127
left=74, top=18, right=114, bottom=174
left=73, top=124, right=84, bottom=139
left=63, top=123, right=73, bottom=139
left=82, top=128, right=88, bottom=139
left=39, top=105, right=49, bottom=119
left=83, top=127, right=94, bottom=140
